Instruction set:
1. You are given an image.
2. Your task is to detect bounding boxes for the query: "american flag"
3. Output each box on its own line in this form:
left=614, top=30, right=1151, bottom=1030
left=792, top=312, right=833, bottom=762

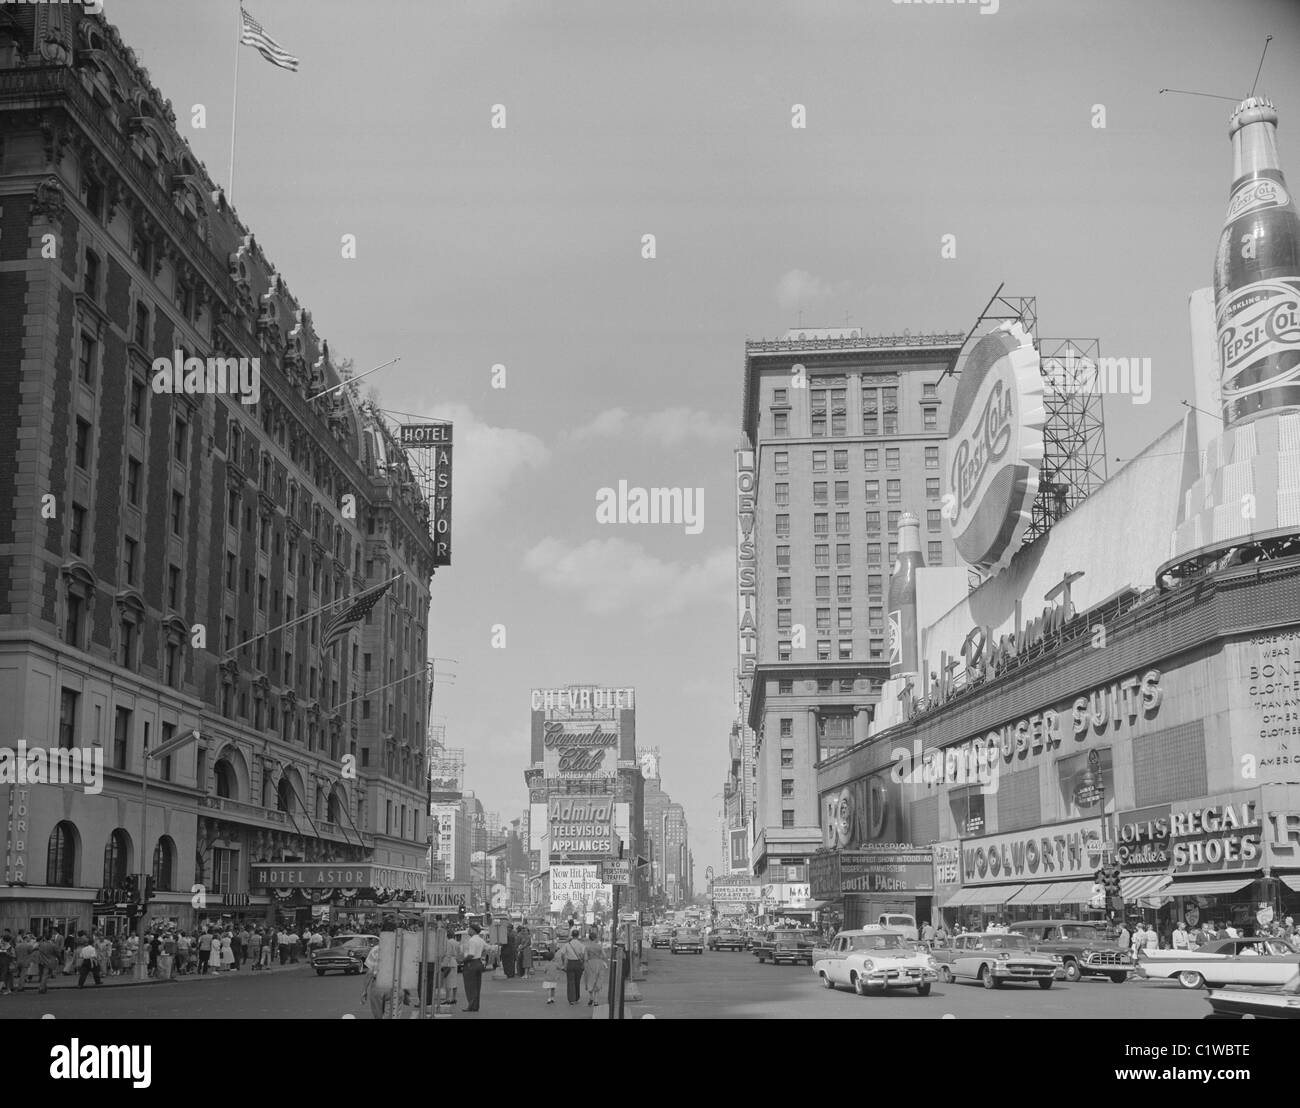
left=321, top=577, right=394, bottom=654
left=240, top=7, right=300, bottom=72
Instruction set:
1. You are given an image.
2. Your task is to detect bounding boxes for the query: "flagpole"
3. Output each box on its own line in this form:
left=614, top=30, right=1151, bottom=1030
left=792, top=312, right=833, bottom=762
left=229, top=2, right=241, bottom=202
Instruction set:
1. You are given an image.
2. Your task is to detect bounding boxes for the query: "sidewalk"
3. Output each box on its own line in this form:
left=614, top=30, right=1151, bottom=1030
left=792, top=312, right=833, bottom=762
left=411, top=960, right=656, bottom=1020
left=11, top=959, right=308, bottom=992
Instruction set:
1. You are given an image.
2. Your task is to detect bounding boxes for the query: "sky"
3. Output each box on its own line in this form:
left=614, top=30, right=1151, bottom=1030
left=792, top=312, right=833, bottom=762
left=106, top=0, right=1300, bottom=878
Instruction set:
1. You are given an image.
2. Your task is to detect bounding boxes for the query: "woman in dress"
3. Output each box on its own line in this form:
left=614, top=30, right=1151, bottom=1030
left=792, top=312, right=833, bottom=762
left=440, top=928, right=461, bottom=1008
left=541, top=938, right=562, bottom=1004
left=516, top=927, right=533, bottom=978
left=220, top=931, right=237, bottom=971
left=582, top=929, right=608, bottom=1007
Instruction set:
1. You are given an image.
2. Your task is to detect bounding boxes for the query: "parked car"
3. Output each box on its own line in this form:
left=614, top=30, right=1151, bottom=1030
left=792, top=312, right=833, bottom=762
left=671, top=928, right=705, bottom=955
left=1008, top=919, right=1131, bottom=983
left=877, top=913, right=919, bottom=942
left=1204, top=969, right=1300, bottom=1018
left=312, top=934, right=379, bottom=976
left=949, top=932, right=1061, bottom=989
left=1138, top=936, right=1300, bottom=990
left=650, top=925, right=673, bottom=949
left=530, top=926, right=558, bottom=961
left=754, top=928, right=815, bottom=966
left=814, top=928, right=938, bottom=995
left=708, top=926, right=746, bottom=951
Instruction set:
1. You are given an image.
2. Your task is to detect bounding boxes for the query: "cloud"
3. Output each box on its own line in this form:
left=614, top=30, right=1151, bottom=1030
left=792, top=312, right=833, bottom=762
left=522, top=536, right=733, bottom=622
left=422, top=403, right=550, bottom=531
left=568, top=406, right=735, bottom=447
left=776, top=268, right=834, bottom=312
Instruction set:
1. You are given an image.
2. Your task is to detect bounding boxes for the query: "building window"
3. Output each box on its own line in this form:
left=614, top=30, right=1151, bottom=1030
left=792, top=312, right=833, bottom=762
left=74, top=418, right=91, bottom=469
left=126, top=458, right=142, bottom=506
left=780, top=748, right=794, bottom=768
left=834, top=480, right=849, bottom=504
left=864, top=448, right=878, bottom=470
left=838, top=607, right=852, bottom=630
left=865, top=480, right=879, bottom=504
left=887, top=479, right=901, bottom=503
left=123, top=537, right=137, bottom=585
left=165, top=641, right=179, bottom=687
left=779, top=717, right=793, bottom=738
left=837, top=575, right=851, bottom=599
left=813, top=513, right=828, bottom=537
left=836, top=543, right=850, bottom=567
left=863, top=390, right=878, bottom=436
left=167, top=565, right=180, bottom=608
left=153, top=836, right=176, bottom=892
left=171, top=491, right=184, bottom=535
left=923, top=382, right=938, bottom=399
left=70, top=503, right=86, bottom=557
left=775, top=482, right=789, bottom=507
left=58, top=688, right=79, bottom=748
left=814, top=544, right=829, bottom=570
left=886, top=447, right=900, bottom=471
left=927, top=509, right=942, bottom=532
left=812, top=451, right=827, bottom=473
left=774, top=451, right=789, bottom=475
left=838, top=640, right=852, bottom=660
left=174, top=417, right=188, bottom=463
left=781, top=779, right=795, bottom=799
left=888, top=510, right=901, bottom=532
left=133, top=302, right=150, bottom=348
left=775, top=514, right=790, bottom=539
left=119, top=617, right=136, bottom=669
left=778, top=680, right=793, bottom=695
left=835, top=512, right=850, bottom=536
left=868, top=574, right=882, bottom=598
left=84, top=175, right=104, bottom=221
left=889, top=541, right=898, bottom=562
left=83, top=249, right=100, bottom=299
left=928, top=541, right=943, bottom=564
left=782, top=810, right=796, bottom=829
left=777, top=609, right=792, bottom=631
left=773, top=412, right=789, bottom=437
left=130, top=379, right=146, bottom=427
left=63, top=591, right=83, bottom=646
left=776, top=576, right=791, bottom=601
left=869, top=606, right=883, bottom=630
left=869, top=638, right=884, bottom=659
left=811, top=387, right=827, bottom=437
left=776, top=546, right=790, bottom=571
left=833, top=449, right=848, bottom=471
left=867, top=542, right=881, bottom=564
left=925, top=445, right=939, bottom=470
left=778, top=641, right=792, bottom=661
left=78, top=332, right=97, bottom=384
left=882, top=387, right=899, bottom=434
left=210, top=847, right=235, bottom=895
left=865, top=510, right=881, bottom=537
left=813, top=481, right=828, bottom=506
left=924, top=407, right=938, bottom=431
left=816, top=607, right=831, bottom=631
left=103, top=828, right=130, bottom=889
left=47, top=821, right=77, bottom=887
left=817, top=640, right=831, bottom=661
left=112, top=707, right=131, bottom=770
left=772, top=388, right=788, bottom=406
left=815, top=575, right=830, bottom=600
left=926, top=477, right=940, bottom=499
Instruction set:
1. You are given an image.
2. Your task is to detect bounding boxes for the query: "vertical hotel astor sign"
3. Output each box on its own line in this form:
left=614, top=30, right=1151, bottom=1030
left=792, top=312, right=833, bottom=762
left=400, top=422, right=452, bottom=566
left=946, top=322, right=1045, bottom=575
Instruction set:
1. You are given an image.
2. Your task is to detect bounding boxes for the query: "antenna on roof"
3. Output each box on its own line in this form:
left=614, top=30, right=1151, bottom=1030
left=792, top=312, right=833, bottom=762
left=1156, top=33, right=1272, bottom=104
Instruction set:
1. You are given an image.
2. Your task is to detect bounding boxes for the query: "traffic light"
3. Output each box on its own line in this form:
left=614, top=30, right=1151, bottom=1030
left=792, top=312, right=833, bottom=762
left=143, top=875, right=155, bottom=902
left=1103, top=865, right=1123, bottom=910
left=484, top=912, right=492, bottom=926
left=458, top=904, right=466, bottom=922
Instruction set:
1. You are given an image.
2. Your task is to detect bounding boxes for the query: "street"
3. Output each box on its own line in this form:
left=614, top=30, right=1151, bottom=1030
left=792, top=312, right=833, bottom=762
left=0, top=947, right=1210, bottom=1020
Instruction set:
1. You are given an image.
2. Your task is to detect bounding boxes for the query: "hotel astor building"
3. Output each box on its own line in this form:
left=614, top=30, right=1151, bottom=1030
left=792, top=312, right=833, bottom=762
left=0, top=7, right=437, bottom=936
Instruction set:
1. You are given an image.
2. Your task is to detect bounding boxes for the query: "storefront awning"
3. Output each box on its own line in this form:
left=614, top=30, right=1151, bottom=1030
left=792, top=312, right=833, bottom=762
left=1165, top=877, right=1256, bottom=898
left=941, top=885, right=1023, bottom=908
left=1034, top=880, right=1096, bottom=905
left=1121, top=873, right=1172, bottom=900
left=1005, top=884, right=1045, bottom=906
left=1280, top=875, right=1300, bottom=893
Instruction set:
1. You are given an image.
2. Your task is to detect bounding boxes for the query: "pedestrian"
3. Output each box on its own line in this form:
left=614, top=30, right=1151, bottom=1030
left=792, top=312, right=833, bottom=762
left=1172, top=921, right=1189, bottom=950
left=501, top=925, right=517, bottom=980
left=13, top=933, right=33, bottom=992
left=1225, top=921, right=1239, bottom=939
left=920, top=919, right=936, bottom=945
left=287, top=928, right=300, bottom=964
left=247, top=928, right=262, bottom=970
left=198, top=928, right=213, bottom=974
left=231, top=927, right=244, bottom=970
left=440, top=928, right=461, bottom=1007
left=363, top=940, right=386, bottom=1020
left=1130, top=921, right=1146, bottom=958
left=1116, top=921, right=1131, bottom=953
left=177, top=931, right=191, bottom=975
left=517, top=926, right=533, bottom=978
left=1144, top=923, right=1159, bottom=953
left=583, top=929, right=608, bottom=1007
left=0, top=930, right=13, bottom=994
left=61, top=930, right=77, bottom=976
left=148, top=932, right=161, bottom=977
left=220, top=931, right=236, bottom=972
left=76, top=936, right=102, bottom=988
left=558, top=928, right=586, bottom=1006
left=159, top=932, right=176, bottom=980
left=541, top=937, right=561, bottom=1004
left=460, top=924, right=487, bottom=1013
left=934, top=921, right=948, bottom=945
left=260, top=928, right=273, bottom=969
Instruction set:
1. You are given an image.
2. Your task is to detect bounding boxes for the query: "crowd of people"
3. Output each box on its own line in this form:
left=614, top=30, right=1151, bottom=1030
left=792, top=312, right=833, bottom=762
left=1118, top=916, right=1296, bottom=954
left=0, top=920, right=345, bottom=993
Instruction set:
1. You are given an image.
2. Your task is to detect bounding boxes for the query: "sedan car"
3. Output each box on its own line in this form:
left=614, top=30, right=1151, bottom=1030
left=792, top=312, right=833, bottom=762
left=1204, top=970, right=1300, bottom=1018
left=950, top=933, right=1061, bottom=989
left=1137, top=936, right=1300, bottom=990
left=754, top=929, right=815, bottom=966
left=650, top=925, right=673, bottom=949
left=814, top=928, right=938, bottom=996
left=312, top=934, right=379, bottom=976
left=670, top=928, right=704, bottom=955
left=708, top=927, right=746, bottom=951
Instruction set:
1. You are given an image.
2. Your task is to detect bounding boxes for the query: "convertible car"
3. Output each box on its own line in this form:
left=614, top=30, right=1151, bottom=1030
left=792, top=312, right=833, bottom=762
left=1204, top=970, right=1300, bottom=1019
left=813, top=928, right=938, bottom=996
left=1137, top=936, right=1300, bottom=990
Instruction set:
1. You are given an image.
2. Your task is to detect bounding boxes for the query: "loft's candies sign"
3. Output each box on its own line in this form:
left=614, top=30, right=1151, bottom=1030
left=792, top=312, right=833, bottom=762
left=946, top=322, right=1045, bottom=575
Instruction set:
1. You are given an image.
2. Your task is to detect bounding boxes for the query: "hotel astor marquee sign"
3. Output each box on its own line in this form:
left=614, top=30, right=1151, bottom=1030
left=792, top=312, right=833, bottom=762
left=399, top=422, right=452, bottom=567
left=250, top=863, right=429, bottom=891
left=946, top=322, right=1045, bottom=575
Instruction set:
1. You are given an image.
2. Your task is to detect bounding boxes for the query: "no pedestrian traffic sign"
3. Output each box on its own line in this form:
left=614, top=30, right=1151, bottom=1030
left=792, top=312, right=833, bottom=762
left=601, top=860, right=632, bottom=885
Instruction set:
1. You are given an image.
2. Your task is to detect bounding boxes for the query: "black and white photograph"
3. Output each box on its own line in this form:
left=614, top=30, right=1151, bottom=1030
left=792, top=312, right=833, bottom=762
left=1, top=0, right=1300, bottom=1073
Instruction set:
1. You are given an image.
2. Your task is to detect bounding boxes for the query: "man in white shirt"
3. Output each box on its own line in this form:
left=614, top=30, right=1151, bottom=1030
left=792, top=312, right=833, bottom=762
left=460, top=925, right=487, bottom=1012
left=1225, top=923, right=1239, bottom=939
left=1172, top=921, right=1189, bottom=950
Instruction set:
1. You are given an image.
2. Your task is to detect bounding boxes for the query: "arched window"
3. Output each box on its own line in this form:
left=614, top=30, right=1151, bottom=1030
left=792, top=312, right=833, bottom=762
left=102, top=828, right=131, bottom=888
left=277, top=777, right=293, bottom=813
left=152, top=835, right=176, bottom=892
left=46, top=821, right=77, bottom=887
left=327, top=790, right=341, bottom=825
left=315, top=786, right=324, bottom=821
left=214, top=759, right=236, bottom=800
